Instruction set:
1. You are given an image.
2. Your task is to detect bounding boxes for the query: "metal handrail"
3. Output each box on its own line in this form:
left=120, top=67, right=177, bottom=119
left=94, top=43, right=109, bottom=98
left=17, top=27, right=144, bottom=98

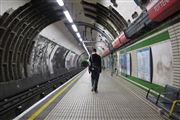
left=169, top=99, right=180, bottom=116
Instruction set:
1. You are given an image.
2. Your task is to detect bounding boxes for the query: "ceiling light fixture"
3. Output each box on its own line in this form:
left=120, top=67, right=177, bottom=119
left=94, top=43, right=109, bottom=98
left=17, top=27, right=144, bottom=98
left=72, top=24, right=78, bottom=32
left=79, top=38, right=83, bottom=42
left=63, top=10, right=73, bottom=23
left=76, top=33, right=81, bottom=38
left=56, top=0, right=64, bottom=6
left=56, top=2, right=89, bottom=56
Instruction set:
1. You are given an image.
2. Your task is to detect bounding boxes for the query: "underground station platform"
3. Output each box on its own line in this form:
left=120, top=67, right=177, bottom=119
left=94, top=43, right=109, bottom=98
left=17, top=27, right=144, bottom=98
left=14, top=69, right=164, bottom=120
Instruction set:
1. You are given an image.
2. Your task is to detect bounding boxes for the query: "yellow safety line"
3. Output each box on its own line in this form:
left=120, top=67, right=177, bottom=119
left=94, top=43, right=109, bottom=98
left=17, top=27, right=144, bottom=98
left=28, top=76, right=80, bottom=120
left=169, top=100, right=180, bottom=116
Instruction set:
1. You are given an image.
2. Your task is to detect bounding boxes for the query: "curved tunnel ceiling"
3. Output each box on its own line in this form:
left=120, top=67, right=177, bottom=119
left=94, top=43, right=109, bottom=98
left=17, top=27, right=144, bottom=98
left=31, top=0, right=64, bottom=21
left=31, top=0, right=128, bottom=55
left=0, top=0, right=85, bottom=80
left=65, top=21, right=111, bottom=53
left=81, top=0, right=127, bottom=35
left=75, top=22, right=111, bottom=45
left=84, top=14, right=118, bottom=38
left=75, top=21, right=112, bottom=52
left=75, top=21, right=112, bottom=42
left=0, top=0, right=128, bottom=58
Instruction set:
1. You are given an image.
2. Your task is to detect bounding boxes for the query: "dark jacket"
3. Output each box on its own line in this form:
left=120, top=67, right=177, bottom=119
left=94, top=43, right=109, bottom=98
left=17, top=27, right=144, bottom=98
left=89, top=53, right=101, bottom=73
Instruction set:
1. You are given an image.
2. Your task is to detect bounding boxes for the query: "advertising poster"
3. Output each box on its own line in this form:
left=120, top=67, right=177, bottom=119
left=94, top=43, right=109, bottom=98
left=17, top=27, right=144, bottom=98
left=120, top=54, right=126, bottom=74
left=126, top=53, right=131, bottom=75
left=137, top=48, right=151, bottom=82
left=65, top=52, right=76, bottom=69
left=119, top=53, right=131, bottom=75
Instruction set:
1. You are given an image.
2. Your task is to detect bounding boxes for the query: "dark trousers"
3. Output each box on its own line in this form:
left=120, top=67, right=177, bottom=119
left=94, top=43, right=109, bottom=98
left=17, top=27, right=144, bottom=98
left=91, top=71, right=100, bottom=91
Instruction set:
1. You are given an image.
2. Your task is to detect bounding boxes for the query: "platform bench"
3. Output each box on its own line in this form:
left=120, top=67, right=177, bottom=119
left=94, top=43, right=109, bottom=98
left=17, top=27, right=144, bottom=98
left=146, top=85, right=180, bottom=120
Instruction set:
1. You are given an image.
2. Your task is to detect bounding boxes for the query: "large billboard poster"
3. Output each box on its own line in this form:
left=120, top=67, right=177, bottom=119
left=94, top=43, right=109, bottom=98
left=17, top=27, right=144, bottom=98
left=120, top=54, right=126, bottom=74
left=137, top=48, right=151, bottom=82
left=65, top=52, right=76, bottom=69
left=126, top=53, right=131, bottom=75
left=120, top=53, right=131, bottom=75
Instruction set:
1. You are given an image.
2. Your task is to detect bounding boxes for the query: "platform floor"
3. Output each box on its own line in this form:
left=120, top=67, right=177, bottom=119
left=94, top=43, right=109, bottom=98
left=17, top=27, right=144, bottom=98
left=39, top=70, right=164, bottom=120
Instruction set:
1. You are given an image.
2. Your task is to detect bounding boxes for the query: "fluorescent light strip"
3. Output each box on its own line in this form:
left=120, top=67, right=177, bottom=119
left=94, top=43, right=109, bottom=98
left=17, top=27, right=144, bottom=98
left=79, top=38, right=83, bottom=42
left=83, top=44, right=90, bottom=56
left=76, top=32, right=81, bottom=38
left=56, top=0, right=89, bottom=56
left=63, top=11, right=73, bottom=23
left=56, top=0, right=64, bottom=6
left=72, top=24, right=78, bottom=32
left=85, top=49, right=90, bottom=56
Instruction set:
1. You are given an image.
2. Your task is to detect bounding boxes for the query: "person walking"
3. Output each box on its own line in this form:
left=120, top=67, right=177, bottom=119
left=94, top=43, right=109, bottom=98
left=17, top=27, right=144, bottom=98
left=89, top=48, right=101, bottom=93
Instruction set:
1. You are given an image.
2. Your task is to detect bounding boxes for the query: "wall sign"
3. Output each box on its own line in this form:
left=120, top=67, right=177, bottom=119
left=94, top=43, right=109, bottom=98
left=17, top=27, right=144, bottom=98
left=137, top=48, right=151, bottom=82
left=120, top=53, right=131, bottom=75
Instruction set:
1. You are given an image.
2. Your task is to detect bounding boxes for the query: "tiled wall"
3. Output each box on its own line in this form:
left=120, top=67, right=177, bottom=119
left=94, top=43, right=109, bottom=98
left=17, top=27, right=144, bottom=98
left=169, top=22, right=180, bottom=88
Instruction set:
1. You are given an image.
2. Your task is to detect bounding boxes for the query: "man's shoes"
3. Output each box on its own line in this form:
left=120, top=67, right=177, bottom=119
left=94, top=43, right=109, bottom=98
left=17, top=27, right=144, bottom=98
left=91, top=87, right=98, bottom=93
left=94, top=90, right=98, bottom=93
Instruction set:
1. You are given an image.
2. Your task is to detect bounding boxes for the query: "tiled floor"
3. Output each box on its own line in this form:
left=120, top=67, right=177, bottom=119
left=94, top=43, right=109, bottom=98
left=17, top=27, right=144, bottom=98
left=44, top=70, right=163, bottom=120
